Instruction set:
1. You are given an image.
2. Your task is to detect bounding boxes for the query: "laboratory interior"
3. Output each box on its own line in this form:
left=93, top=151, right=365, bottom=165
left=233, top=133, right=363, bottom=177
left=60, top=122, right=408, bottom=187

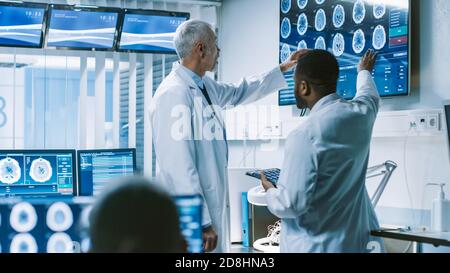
left=0, top=0, right=449, bottom=254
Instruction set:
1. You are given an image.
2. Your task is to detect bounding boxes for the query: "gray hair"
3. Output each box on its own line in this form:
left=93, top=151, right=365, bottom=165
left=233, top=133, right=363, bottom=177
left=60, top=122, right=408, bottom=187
left=174, top=19, right=215, bottom=59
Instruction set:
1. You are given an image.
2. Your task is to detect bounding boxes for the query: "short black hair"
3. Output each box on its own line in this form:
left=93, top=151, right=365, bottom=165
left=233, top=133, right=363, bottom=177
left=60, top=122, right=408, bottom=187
left=89, top=177, right=184, bottom=253
left=295, top=49, right=339, bottom=94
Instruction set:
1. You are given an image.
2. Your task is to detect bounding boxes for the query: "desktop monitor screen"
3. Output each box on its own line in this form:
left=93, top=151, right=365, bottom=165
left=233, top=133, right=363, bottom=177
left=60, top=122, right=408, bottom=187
left=77, top=149, right=136, bottom=196
left=46, top=5, right=120, bottom=50
left=0, top=150, right=76, bottom=197
left=118, top=9, right=189, bottom=54
left=174, top=195, right=203, bottom=253
left=0, top=199, right=92, bottom=253
left=0, top=2, right=47, bottom=48
left=279, top=0, right=410, bottom=105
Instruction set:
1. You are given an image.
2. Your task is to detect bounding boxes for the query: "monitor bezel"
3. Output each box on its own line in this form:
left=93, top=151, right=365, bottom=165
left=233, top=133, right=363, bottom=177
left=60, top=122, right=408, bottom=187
left=444, top=100, right=450, bottom=163
left=116, top=8, right=190, bottom=54
left=0, top=149, right=77, bottom=197
left=0, top=1, right=49, bottom=49
left=278, top=0, right=412, bottom=106
left=44, top=4, right=123, bottom=52
left=76, top=148, right=137, bottom=196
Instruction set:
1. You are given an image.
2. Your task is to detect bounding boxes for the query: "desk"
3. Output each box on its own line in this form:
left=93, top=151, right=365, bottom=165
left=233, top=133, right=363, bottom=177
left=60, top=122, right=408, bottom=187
left=371, top=229, right=450, bottom=248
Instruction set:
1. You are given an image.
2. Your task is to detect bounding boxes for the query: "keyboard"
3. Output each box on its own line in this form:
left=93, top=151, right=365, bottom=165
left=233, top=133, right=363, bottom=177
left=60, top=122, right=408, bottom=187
left=246, top=168, right=281, bottom=185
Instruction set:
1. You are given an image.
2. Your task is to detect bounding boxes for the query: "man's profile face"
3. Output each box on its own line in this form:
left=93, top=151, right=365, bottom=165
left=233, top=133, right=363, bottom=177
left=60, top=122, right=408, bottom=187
left=205, top=30, right=220, bottom=72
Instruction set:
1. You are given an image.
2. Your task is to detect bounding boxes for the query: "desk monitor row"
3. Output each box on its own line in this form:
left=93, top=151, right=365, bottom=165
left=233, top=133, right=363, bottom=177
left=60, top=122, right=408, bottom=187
left=0, top=149, right=137, bottom=198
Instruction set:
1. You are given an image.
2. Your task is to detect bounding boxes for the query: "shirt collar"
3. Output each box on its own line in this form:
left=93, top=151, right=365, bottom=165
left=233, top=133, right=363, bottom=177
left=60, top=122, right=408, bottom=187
left=179, top=64, right=205, bottom=89
left=310, top=93, right=341, bottom=114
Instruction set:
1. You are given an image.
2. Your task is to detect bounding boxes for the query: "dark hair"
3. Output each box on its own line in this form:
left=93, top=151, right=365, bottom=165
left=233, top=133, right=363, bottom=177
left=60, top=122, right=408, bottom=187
left=89, top=177, right=184, bottom=253
left=295, top=49, right=339, bottom=94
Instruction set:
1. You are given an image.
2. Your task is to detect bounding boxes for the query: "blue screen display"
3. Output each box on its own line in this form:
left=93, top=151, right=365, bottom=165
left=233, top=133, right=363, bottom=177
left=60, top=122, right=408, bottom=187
left=0, top=200, right=91, bottom=253
left=119, top=13, right=187, bottom=53
left=0, top=151, right=75, bottom=197
left=0, top=5, right=45, bottom=47
left=279, top=0, right=410, bottom=105
left=47, top=8, right=118, bottom=49
left=174, top=195, right=203, bottom=253
left=78, top=149, right=135, bottom=196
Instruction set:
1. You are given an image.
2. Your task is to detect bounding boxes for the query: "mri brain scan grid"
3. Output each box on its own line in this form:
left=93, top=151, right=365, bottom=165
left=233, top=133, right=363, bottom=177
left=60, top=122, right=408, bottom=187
left=279, top=0, right=409, bottom=101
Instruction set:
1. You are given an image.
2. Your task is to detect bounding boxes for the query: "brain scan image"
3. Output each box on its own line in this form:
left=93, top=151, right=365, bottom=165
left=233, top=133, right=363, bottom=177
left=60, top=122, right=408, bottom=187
left=10, top=202, right=38, bottom=233
left=280, top=43, right=291, bottom=62
left=353, top=0, right=366, bottom=24
left=29, top=157, right=53, bottom=183
left=297, top=13, right=308, bottom=36
left=372, top=25, right=387, bottom=50
left=298, top=40, right=308, bottom=49
left=46, top=202, right=74, bottom=232
left=10, top=233, right=38, bottom=253
left=315, top=36, right=326, bottom=50
left=315, top=0, right=325, bottom=4
left=373, top=2, right=386, bottom=19
left=315, top=9, right=326, bottom=32
left=352, top=29, right=366, bottom=54
left=281, top=0, right=291, bottom=14
left=332, top=4, right=345, bottom=28
left=47, top=233, right=74, bottom=253
left=297, top=0, right=308, bottom=9
left=0, top=157, right=21, bottom=184
left=332, top=33, right=345, bottom=57
left=280, top=17, right=292, bottom=39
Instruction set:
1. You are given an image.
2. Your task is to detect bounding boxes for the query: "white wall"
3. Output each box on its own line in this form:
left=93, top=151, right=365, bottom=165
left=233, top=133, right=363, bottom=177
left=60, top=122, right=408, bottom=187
left=219, top=0, right=450, bottom=227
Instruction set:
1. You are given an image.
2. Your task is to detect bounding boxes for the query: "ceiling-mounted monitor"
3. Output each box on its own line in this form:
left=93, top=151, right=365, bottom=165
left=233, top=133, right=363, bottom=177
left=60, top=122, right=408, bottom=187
left=45, top=4, right=121, bottom=51
left=117, top=9, right=190, bottom=54
left=279, top=0, right=411, bottom=105
left=0, top=1, right=47, bottom=48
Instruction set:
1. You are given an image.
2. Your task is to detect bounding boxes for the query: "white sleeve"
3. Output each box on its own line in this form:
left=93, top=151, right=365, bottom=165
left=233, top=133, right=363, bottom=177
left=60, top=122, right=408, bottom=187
left=352, top=70, right=380, bottom=114
left=211, top=66, right=287, bottom=108
left=266, top=131, right=318, bottom=219
left=150, top=89, right=212, bottom=227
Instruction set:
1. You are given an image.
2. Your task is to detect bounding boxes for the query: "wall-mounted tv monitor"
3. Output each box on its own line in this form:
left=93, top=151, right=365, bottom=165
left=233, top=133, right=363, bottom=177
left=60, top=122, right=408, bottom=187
left=0, top=1, right=47, bottom=48
left=45, top=4, right=121, bottom=51
left=117, top=9, right=189, bottom=54
left=278, top=0, right=411, bottom=105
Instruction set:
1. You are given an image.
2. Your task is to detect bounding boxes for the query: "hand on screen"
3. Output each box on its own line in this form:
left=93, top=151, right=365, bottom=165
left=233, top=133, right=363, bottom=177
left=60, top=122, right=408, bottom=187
left=358, top=49, right=377, bottom=73
left=280, top=49, right=310, bottom=73
left=202, top=225, right=218, bottom=252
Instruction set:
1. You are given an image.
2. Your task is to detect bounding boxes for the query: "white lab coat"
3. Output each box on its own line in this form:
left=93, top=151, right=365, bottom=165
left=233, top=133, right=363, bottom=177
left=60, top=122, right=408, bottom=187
left=266, top=70, right=386, bottom=253
left=149, top=64, right=286, bottom=252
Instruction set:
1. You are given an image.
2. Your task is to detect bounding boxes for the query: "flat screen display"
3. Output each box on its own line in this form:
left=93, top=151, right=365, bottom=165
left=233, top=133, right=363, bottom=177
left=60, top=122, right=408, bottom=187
left=46, top=5, right=120, bottom=50
left=279, top=0, right=410, bottom=105
left=0, top=3, right=46, bottom=48
left=118, top=10, right=189, bottom=53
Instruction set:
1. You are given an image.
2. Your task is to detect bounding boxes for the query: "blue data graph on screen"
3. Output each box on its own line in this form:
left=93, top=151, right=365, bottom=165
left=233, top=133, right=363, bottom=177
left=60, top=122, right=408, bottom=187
left=279, top=0, right=410, bottom=105
left=47, top=9, right=118, bottom=49
left=0, top=151, right=75, bottom=197
left=78, top=150, right=136, bottom=196
left=174, top=196, right=203, bottom=253
left=0, top=5, right=45, bottom=47
left=119, top=14, right=187, bottom=53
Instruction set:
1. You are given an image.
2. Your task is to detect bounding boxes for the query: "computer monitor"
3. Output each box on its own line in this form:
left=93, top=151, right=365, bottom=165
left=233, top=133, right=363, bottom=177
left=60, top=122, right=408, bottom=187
left=279, top=0, right=411, bottom=105
left=45, top=4, right=121, bottom=51
left=444, top=100, right=450, bottom=161
left=117, top=9, right=189, bottom=54
left=174, top=195, right=203, bottom=253
left=0, top=199, right=92, bottom=253
left=0, top=150, right=76, bottom=198
left=77, top=149, right=136, bottom=196
left=0, top=2, right=47, bottom=48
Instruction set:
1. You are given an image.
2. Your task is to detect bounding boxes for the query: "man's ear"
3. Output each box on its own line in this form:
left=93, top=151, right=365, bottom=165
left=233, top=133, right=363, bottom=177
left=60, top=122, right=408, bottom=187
left=300, top=80, right=310, bottom=96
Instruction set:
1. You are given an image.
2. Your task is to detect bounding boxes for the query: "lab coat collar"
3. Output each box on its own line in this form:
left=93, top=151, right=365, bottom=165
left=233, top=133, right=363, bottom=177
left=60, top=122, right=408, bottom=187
left=309, top=93, right=341, bottom=115
left=172, top=62, right=199, bottom=90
